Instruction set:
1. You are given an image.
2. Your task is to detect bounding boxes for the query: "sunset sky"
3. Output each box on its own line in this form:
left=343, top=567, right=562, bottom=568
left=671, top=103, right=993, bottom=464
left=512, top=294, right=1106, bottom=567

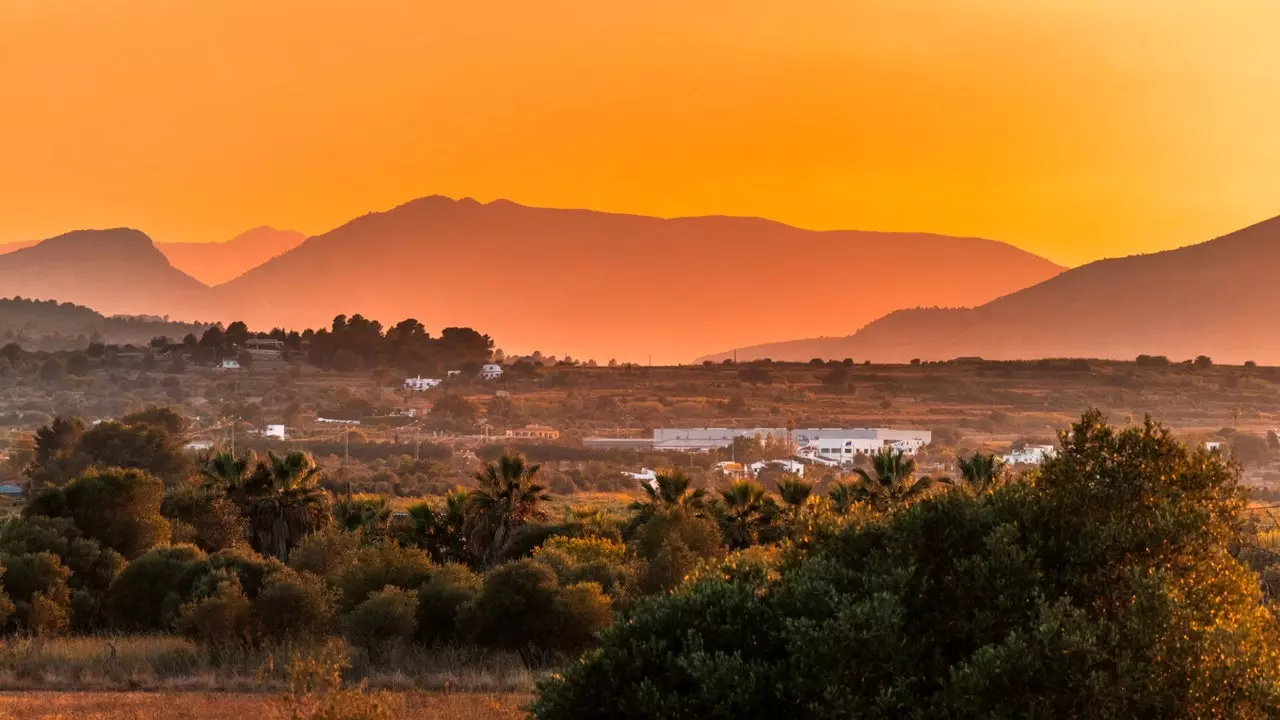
left=2, top=1, right=1279, bottom=266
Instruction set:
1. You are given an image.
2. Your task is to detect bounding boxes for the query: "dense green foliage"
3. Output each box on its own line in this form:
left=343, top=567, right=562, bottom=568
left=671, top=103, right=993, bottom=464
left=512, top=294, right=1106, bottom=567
left=532, top=411, right=1280, bottom=718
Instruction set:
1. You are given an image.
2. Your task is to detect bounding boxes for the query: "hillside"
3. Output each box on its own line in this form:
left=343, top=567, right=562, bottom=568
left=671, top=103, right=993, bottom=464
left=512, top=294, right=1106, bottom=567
left=0, top=229, right=211, bottom=321
left=716, top=214, right=1280, bottom=364
left=0, top=297, right=209, bottom=350
left=213, top=196, right=1062, bottom=363
left=158, top=227, right=305, bottom=285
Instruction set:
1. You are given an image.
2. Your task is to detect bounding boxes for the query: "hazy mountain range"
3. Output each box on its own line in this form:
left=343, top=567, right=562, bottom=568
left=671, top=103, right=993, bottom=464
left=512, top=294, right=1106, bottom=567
left=0, top=196, right=1062, bottom=363
left=705, top=214, right=1280, bottom=365
left=154, top=227, right=304, bottom=285
left=0, top=227, right=303, bottom=287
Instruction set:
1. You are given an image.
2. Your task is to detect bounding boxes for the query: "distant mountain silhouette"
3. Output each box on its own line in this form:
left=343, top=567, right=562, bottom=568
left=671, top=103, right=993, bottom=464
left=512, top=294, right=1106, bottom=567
left=158, top=227, right=305, bottom=285
left=0, top=229, right=210, bottom=320
left=709, top=215, right=1280, bottom=364
left=214, top=196, right=1062, bottom=363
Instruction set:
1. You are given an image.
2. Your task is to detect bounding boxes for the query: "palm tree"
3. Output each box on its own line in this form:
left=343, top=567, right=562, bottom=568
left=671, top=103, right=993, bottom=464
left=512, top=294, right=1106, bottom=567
left=827, top=480, right=862, bottom=514
left=851, top=448, right=936, bottom=512
left=199, top=451, right=252, bottom=491
left=717, top=479, right=770, bottom=549
left=334, top=494, right=392, bottom=538
left=775, top=474, right=813, bottom=509
left=954, top=452, right=1007, bottom=495
left=403, top=488, right=470, bottom=564
left=236, top=451, right=332, bottom=560
left=629, top=470, right=708, bottom=521
left=467, top=453, right=550, bottom=568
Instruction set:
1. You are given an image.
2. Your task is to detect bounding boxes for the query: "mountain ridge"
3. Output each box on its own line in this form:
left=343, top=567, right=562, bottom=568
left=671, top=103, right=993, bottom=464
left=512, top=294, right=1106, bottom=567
left=215, top=195, right=1064, bottom=363
left=702, top=213, right=1280, bottom=364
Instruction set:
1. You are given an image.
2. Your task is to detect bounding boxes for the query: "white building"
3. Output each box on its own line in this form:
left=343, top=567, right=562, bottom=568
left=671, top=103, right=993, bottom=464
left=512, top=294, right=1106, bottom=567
left=792, top=428, right=933, bottom=464
left=480, top=364, right=504, bottom=380
left=265, top=424, right=286, bottom=440
left=404, top=376, right=442, bottom=391
left=749, top=459, right=806, bottom=477
left=1003, top=444, right=1057, bottom=466
left=220, top=359, right=241, bottom=370
left=1205, top=441, right=1224, bottom=452
left=184, top=440, right=214, bottom=451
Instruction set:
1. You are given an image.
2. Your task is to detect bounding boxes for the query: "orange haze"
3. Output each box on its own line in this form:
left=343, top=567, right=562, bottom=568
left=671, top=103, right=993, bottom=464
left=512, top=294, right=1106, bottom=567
left=2, top=1, right=1280, bottom=266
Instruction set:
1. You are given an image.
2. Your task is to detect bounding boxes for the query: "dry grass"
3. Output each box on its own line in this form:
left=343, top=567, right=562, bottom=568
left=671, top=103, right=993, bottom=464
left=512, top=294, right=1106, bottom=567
left=0, top=636, right=541, bottom=694
left=0, top=691, right=531, bottom=720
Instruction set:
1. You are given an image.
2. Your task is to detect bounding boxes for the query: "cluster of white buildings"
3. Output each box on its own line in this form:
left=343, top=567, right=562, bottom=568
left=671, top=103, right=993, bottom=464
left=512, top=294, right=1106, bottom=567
left=1002, top=444, right=1057, bottom=466
left=589, top=427, right=932, bottom=467
left=403, top=364, right=504, bottom=390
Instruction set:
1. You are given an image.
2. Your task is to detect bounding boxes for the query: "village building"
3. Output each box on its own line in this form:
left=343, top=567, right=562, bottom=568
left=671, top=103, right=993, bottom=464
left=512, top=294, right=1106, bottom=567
left=505, top=424, right=560, bottom=440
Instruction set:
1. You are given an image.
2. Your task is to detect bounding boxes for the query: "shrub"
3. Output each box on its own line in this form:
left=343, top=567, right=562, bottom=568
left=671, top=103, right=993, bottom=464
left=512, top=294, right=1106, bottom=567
left=175, top=573, right=252, bottom=648
left=161, top=486, right=246, bottom=552
left=630, top=510, right=724, bottom=595
left=533, top=536, right=632, bottom=598
left=107, top=544, right=205, bottom=630
left=1, top=551, right=72, bottom=636
left=462, top=559, right=612, bottom=659
left=0, top=516, right=126, bottom=630
left=332, top=543, right=434, bottom=612
left=288, top=527, right=360, bottom=578
left=532, top=412, right=1280, bottom=718
left=342, top=586, right=418, bottom=660
left=29, top=467, right=171, bottom=559
left=176, top=546, right=285, bottom=605
left=415, top=563, right=481, bottom=645
left=254, top=569, right=336, bottom=643
left=550, top=582, right=613, bottom=651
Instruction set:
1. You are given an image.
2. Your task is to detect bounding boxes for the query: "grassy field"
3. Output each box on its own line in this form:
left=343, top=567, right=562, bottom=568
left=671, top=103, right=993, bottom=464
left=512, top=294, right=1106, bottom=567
left=0, top=690, right=530, bottom=719
left=0, top=636, right=539, bottom=694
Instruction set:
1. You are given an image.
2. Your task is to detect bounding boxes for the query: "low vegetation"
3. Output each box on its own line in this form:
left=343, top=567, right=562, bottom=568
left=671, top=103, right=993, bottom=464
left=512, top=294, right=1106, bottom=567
left=0, top=404, right=1278, bottom=718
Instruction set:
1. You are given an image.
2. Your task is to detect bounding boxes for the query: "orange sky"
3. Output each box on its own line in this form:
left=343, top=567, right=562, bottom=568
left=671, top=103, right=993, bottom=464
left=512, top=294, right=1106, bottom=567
left=2, top=0, right=1279, bottom=266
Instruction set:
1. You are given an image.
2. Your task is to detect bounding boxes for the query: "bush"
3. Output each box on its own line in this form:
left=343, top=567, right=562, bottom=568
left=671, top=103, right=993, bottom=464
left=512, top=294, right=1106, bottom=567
left=288, top=527, right=360, bottom=578
left=462, top=559, right=612, bottom=659
left=332, top=543, right=434, bottom=612
left=107, top=544, right=205, bottom=630
left=532, top=412, right=1280, bottom=718
left=550, top=582, right=613, bottom=651
left=254, top=569, right=336, bottom=643
left=631, top=510, right=724, bottom=595
left=29, top=467, right=171, bottom=559
left=342, top=586, right=418, bottom=660
left=533, top=536, right=632, bottom=598
left=415, top=563, right=481, bottom=645
left=1, top=551, right=72, bottom=636
left=175, top=547, right=285, bottom=604
left=175, top=573, right=252, bottom=648
left=0, top=516, right=126, bottom=630
left=162, top=486, right=246, bottom=552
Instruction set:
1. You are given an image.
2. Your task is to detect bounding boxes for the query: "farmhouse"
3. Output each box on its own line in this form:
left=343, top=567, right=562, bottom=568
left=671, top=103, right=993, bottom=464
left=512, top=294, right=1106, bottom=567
left=505, top=424, right=560, bottom=440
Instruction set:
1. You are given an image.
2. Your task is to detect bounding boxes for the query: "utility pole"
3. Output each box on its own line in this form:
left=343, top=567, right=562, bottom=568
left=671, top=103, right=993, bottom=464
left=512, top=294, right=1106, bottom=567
left=229, top=419, right=235, bottom=456
left=344, top=428, right=350, bottom=467
left=415, top=434, right=421, bottom=461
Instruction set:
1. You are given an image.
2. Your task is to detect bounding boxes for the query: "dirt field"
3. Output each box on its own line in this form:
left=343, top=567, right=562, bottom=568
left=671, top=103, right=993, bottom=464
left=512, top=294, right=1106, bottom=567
left=0, top=691, right=530, bottom=720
